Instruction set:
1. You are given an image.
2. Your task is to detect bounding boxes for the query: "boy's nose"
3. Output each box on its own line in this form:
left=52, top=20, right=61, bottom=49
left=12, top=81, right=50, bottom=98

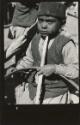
left=42, top=22, right=47, bottom=29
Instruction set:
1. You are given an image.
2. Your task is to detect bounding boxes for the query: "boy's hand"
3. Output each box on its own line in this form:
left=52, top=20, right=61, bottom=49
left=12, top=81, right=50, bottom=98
left=37, top=64, right=56, bottom=77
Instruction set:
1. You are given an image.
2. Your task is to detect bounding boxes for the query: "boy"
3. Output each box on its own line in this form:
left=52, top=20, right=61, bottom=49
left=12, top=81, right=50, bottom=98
left=16, top=2, right=79, bottom=104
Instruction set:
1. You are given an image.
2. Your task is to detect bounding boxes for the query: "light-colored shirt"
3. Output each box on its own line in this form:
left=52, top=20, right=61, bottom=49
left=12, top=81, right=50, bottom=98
left=16, top=37, right=79, bottom=79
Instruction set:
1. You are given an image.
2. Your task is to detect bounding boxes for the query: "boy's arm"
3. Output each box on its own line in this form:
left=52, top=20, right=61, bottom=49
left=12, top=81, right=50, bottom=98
left=16, top=42, right=34, bottom=69
left=55, top=41, right=79, bottom=79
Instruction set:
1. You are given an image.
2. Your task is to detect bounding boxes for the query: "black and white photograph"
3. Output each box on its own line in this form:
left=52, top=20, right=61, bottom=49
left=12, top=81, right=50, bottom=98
left=3, top=0, right=79, bottom=105
left=0, top=0, right=79, bottom=124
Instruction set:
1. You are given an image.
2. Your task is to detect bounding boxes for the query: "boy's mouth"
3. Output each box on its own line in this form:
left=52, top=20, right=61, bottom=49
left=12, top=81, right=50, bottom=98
left=40, top=31, right=48, bottom=36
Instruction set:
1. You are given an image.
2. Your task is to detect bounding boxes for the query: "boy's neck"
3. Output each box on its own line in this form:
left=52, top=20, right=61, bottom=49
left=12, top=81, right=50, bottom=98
left=40, top=31, right=60, bottom=41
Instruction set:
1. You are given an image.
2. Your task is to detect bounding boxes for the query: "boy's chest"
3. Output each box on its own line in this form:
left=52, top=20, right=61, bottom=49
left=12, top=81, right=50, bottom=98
left=32, top=37, right=63, bottom=65
left=38, top=38, right=54, bottom=58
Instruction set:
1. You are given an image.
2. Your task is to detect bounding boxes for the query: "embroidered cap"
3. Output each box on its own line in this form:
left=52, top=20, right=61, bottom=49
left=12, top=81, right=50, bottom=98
left=38, top=2, right=66, bottom=20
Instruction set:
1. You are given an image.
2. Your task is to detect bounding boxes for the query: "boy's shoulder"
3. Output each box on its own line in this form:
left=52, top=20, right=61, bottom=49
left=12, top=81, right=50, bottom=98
left=54, top=31, right=75, bottom=50
left=57, top=30, right=75, bottom=44
left=31, top=32, right=74, bottom=45
left=59, top=30, right=72, bottom=39
left=55, top=30, right=72, bottom=44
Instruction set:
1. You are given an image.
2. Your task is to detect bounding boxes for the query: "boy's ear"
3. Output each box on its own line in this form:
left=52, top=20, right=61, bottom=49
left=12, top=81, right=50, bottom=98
left=58, top=19, right=66, bottom=31
left=61, top=19, right=66, bottom=25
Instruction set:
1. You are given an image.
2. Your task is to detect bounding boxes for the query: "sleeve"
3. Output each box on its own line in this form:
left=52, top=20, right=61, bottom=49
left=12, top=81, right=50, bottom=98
left=16, top=42, right=34, bottom=69
left=55, top=41, right=79, bottom=79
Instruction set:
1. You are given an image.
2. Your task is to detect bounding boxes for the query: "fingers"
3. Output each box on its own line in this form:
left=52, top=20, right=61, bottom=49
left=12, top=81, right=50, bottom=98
left=36, top=67, right=41, bottom=71
left=37, top=69, right=43, bottom=75
left=36, top=66, right=44, bottom=75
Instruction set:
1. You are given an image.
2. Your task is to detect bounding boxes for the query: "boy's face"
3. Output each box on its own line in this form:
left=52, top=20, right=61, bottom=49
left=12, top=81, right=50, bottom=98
left=37, top=16, right=61, bottom=38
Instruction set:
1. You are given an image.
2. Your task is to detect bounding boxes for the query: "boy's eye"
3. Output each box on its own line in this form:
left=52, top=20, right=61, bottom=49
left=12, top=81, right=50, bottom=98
left=38, top=18, right=43, bottom=23
left=38, top=18, right=56, bottom=24
left=47, top=20, right=55, bottom=24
